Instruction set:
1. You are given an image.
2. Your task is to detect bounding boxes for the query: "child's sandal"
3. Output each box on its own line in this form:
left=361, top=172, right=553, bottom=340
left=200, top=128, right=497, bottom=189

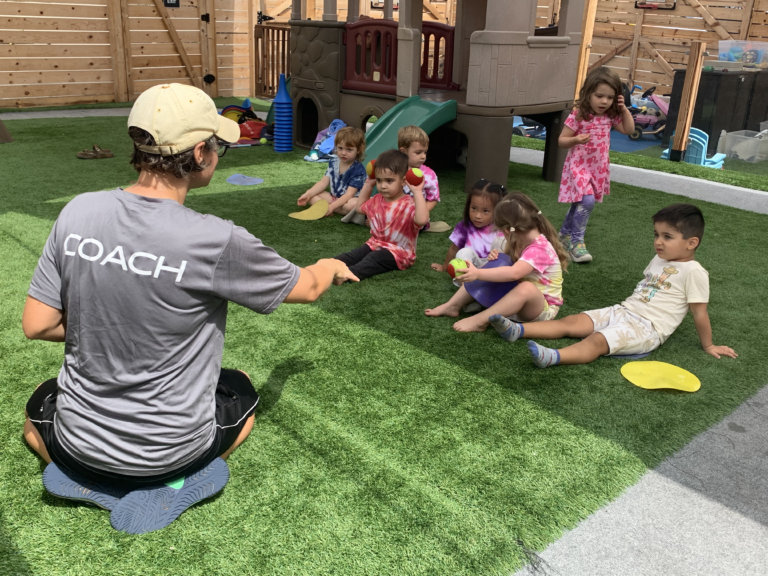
left=77, top=146, right=114, bottom=159
left=92, top=145, right=114, bottom=158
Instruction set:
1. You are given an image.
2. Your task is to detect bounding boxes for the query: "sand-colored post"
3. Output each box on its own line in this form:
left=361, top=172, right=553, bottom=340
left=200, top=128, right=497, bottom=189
left=347, top=0, right=359, bottom=22
left=573, top=0, right=598, bottom=100
left=323, top=0, right=337, bottom=21
left=396, top=0, right=423, bottom=98
left=670, top=41, right=706, bottom=162
left=383, top=0, right=393, bottom=20
left=0, top=119, right=12, bottom=144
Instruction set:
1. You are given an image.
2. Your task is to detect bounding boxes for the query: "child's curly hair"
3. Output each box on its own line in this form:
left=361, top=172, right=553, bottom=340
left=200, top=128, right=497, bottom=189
left=334, top=126, right=366, bottom=162
left=575, top=66, right=623, bottom=122
left=493, top=193, right=570, bottom=271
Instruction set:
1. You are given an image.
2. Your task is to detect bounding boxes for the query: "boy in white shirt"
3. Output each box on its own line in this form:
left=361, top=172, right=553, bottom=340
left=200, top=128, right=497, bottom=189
left=488, top=204, right=738, bottom=368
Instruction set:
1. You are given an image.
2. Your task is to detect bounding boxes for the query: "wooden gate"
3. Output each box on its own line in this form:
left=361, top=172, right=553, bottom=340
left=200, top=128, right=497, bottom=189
left=254, top=22, right=290, bottom=97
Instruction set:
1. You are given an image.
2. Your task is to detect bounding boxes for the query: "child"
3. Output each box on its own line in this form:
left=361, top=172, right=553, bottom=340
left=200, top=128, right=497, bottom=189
left=398, top=125, right=440, bottom=224
left=431, top=179, right=507, bottom=273
left=490, top=204, right=737, bottom=368
left=333, top=149, right=429, bottom=282
left=558, top=66, right=634, bottom=263
left=297, top=126, right=367, bottom=218
left=425, top=193, right=569, bottom=332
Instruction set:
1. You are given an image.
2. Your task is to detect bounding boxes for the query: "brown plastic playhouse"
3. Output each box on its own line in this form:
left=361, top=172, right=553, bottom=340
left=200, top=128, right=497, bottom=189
left=287, top=0, right=586, bottom=189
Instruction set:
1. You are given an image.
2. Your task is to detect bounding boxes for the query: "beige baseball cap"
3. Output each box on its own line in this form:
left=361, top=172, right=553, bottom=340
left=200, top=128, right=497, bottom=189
left=128, top=83, right=240, bottom=156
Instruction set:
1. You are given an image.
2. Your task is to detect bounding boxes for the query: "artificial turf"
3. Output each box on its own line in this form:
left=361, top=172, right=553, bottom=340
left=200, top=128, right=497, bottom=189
left=1, top=117, right=766, bottom=576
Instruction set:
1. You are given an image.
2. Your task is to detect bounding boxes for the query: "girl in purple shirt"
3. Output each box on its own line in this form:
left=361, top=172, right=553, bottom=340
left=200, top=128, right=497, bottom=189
left=431, top=180, right=507, bottom=274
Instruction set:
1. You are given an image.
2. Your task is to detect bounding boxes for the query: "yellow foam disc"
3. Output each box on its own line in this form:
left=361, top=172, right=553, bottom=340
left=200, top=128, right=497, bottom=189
left=621, top=361, right=701, bottom=392
left=288, top=199, right=329, bottom=221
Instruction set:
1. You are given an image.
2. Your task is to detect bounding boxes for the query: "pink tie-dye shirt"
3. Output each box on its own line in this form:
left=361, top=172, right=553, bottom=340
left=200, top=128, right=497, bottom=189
left=519, top=235, right=563, bottom=306
left=361, top=193, right=420, bottom=270
left=449, top=221, right=505, bottom=259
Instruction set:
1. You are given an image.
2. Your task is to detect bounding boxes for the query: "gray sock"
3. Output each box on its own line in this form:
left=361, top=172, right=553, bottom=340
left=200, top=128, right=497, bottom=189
left=489, top=314, right=523, bottom=343
left=527, top=341, right=560, bottom=368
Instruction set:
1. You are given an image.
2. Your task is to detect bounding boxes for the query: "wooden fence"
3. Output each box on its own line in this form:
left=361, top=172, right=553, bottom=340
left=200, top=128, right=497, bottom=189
left=0, top=0, right=252, bottom=108
left=588, top=0, right=768, bottom=96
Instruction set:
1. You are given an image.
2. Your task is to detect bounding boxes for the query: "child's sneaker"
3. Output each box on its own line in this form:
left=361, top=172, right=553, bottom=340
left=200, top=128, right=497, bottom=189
left=570, top=243, right=592, bottom=263
left=558, top=233, right=572, bottom=252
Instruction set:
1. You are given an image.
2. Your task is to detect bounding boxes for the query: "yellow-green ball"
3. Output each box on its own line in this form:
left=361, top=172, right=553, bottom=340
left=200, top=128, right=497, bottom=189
left=447, top=258, right=468, bottom=279
left=260, top=137, right=268, bottom=144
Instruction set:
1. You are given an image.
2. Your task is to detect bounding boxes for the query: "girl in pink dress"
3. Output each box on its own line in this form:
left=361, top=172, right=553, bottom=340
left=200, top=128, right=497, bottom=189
left=558, top=67, right=634, bottom=263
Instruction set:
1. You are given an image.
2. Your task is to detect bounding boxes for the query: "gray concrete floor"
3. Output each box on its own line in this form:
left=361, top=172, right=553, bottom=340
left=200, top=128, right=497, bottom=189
left=514, top=384, right=768, bottom=576
left=0, top=108, right=132, bottom=120
left=510, top=147, right=768, bottom=215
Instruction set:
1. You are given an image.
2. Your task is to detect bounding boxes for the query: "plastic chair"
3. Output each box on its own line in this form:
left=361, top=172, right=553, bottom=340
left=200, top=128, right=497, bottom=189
left=661, top=128, right=725, bottom=168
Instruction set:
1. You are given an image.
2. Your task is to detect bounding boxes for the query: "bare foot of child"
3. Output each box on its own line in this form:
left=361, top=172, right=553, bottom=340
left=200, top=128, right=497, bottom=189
left=452, top=316, right=488, bottom=332
left=424, top=302, right=460, bottom=317
left=333, top=277, right=348, bottom=286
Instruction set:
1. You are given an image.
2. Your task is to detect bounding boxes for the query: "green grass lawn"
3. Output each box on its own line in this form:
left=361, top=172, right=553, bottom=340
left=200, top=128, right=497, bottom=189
left=511, top=135, right=768, bottom=192
left=1, top=117, right=766, bottom=576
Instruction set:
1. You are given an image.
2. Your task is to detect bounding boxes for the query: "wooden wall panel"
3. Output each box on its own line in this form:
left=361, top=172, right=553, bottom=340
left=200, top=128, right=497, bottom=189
left=0, top=0, right=117, bottom=107
left=215, top=0, right=250, bottom=96
left=126, top=0, right=204, bottom=95
left=588, top=0, right=755, bottom=95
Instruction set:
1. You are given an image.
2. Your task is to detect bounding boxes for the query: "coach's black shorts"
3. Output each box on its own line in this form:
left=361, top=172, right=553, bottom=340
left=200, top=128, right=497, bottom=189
left=26, top=368, right=259, bottom=487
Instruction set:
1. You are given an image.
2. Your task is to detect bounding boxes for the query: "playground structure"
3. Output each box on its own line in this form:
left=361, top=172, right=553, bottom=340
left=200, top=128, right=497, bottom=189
left=287, top=0, right=587, bottom=189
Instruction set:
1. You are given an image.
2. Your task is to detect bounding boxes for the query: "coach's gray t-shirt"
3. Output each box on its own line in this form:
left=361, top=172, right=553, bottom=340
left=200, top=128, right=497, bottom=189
left=29, top=189, right=300, bottom=476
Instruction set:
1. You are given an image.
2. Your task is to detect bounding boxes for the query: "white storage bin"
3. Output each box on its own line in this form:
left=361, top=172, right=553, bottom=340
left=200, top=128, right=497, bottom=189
left=724, top=130, right=768, bottom=163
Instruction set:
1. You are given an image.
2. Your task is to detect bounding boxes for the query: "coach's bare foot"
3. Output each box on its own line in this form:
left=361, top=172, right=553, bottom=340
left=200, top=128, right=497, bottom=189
left=425, top=302, right=460, bottom=317
left=452, top=316, right=488, bottom=332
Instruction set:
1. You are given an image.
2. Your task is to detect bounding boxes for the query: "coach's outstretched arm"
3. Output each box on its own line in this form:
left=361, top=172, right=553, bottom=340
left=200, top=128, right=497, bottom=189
left=284, top=258, right=359, bottom=304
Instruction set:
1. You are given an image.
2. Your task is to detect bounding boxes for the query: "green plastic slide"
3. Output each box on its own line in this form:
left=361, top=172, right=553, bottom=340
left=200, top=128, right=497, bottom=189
left=363, top=96, right=458, bottom=163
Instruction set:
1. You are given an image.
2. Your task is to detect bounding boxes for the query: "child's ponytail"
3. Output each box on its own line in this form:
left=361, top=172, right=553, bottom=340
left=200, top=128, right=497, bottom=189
left=493, top=193, right=570, bottom=271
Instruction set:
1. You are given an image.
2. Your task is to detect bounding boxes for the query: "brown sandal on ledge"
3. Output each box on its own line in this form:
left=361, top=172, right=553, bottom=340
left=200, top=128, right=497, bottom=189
left=77, top=145, right=114, bottom=159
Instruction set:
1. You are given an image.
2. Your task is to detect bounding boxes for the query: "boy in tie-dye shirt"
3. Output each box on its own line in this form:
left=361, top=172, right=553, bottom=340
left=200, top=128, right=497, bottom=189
left=333, top=150, right=429, bottom=282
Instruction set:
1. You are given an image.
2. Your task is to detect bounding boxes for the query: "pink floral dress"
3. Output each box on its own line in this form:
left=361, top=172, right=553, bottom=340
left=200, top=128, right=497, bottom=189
left=558, top=110, right=622, bottom=203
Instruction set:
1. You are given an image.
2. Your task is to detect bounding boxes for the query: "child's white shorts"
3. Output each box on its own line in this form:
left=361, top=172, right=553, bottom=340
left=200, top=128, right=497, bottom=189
left=510, top=302, right=559, bottom=323
left=583, top=304, right=661, bottom=355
